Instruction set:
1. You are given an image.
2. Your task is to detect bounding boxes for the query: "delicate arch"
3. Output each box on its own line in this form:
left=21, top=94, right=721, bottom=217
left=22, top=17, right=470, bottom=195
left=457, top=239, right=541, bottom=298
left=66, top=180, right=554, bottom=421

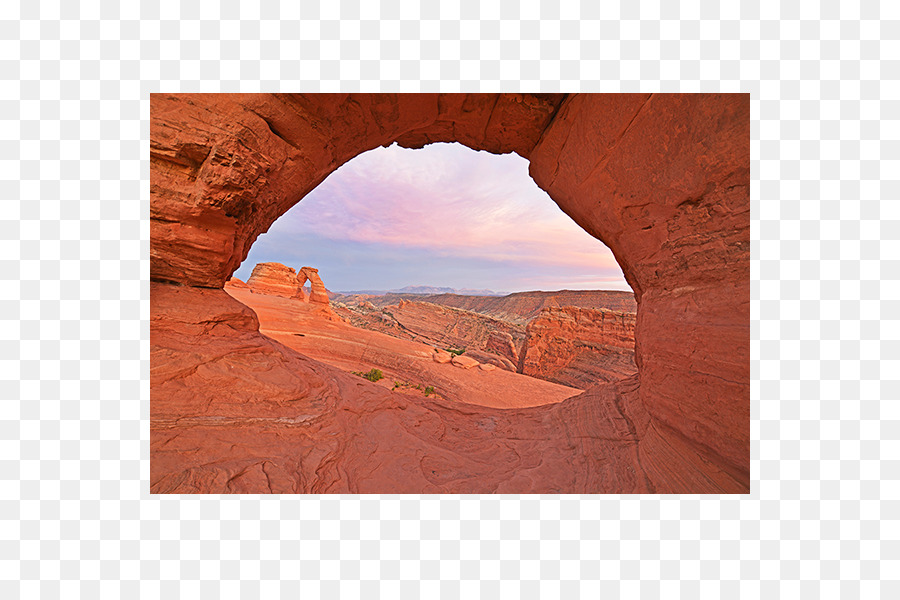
left=150, top=93, right=750, bottom=488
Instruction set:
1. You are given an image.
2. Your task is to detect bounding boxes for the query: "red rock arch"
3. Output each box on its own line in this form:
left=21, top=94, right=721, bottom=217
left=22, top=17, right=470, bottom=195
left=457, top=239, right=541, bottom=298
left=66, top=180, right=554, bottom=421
left=150, top=93, right=749, bottom=492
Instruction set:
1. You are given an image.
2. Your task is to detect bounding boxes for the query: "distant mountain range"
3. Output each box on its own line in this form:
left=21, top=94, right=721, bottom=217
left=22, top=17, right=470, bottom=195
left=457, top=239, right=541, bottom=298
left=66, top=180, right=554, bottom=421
left=336, top=285, right=507, bottom=297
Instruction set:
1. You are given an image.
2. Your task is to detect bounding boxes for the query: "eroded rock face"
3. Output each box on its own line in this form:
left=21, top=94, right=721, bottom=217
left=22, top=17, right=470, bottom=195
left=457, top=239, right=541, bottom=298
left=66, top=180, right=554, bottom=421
left=150, top=93, right=564, bottom=288
left=151, top=282, right=746, bottom=493
left=451, top=354, right=480, bottom=369
left=464, top=349, right=517, bottom=372
left=520, top=307, right=637, bottom=389
left=247, top=262, right=300, bottom=298
left=343, top=299, right=525, bottom=367
left=150, top=93, right=750, bottom=492
left=528, top=94, right=750, bottom=480
left=432, top=349, right=452, bottom=364
left=224, top=276, right=249, bottom=289
left=397, top=289, right=638, bottom=326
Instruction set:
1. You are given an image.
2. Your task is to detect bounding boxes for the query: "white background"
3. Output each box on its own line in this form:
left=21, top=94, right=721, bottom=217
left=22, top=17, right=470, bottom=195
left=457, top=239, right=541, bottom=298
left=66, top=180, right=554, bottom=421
left=0, top=0, right=895, bottom=597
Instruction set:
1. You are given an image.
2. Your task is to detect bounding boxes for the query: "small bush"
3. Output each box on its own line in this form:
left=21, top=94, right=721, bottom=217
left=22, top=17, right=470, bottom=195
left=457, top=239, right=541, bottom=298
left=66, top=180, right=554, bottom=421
left=353, top=368, right=384, bottom=382
left=445, top=347, right=466, bottom=356
left=424, top=386, right=435, bottom=396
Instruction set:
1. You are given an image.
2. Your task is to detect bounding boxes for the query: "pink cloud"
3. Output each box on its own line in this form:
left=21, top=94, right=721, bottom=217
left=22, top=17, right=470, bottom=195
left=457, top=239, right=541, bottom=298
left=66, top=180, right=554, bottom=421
left=275, top=143, right=625, bottom=275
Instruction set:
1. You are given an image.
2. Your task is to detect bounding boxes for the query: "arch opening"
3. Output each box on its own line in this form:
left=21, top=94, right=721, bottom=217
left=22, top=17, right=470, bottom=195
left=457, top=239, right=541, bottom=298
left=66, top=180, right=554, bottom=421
left=226, top=142, right=638, bottom=408
left=150, top=93, right=750, bottom=493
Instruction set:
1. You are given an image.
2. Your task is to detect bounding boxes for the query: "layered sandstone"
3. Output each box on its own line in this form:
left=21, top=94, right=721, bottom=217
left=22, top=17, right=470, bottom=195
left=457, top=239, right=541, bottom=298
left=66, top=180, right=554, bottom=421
left=224, top=276, right=249, bottom=289
left=451, top=354, right=480, bottom=369
left=246, top=262, right=300, bottom=297
left=340, top=299, right=525, bottom=367
left=150, top=94, right=563, bottom=289
left=346, top=289, right=638, bottom=326
left=152, top=283, right=745, bottom=493
left=151, top=93, right=750, bottom=492
left=520, top=307, right=637, bottom=389
left=342, top=298, right=635, bottom=385
left=528, top=94, right=750, bottom=476
left=224, top=286, right=580, bottom=411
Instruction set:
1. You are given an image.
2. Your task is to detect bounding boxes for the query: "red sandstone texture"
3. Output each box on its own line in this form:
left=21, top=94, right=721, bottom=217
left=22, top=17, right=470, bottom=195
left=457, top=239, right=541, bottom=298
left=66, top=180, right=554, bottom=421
left=226, top=287, right=579, bottom=410
left=150, top=93, right=750, bottom=492
left=224, top=276, right=249, bottom=289
left=337, top=298, right=525, bottom=367
left=344, top=289, right=637, bottom=326
left=520, top=307, right=637, bottom=389
left=151, top=283, right=745, bottom=493
left=339, top=295, right=636, bottom=385
left=246, top=261, right=339, bottom=321
left=246, top=262, right=301, bottom=297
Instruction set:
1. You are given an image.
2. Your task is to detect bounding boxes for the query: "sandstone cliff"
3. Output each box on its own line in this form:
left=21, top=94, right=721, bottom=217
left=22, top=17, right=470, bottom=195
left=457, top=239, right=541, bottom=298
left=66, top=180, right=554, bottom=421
left=520, top=306, right=637, bottom=388
left=150, top=93, right=750, bottom=492
left=246, top=262, right=301, bottom=297
left=152, top=282, right=745, bottom=493
left=341, top=297, right=639, bottom=387
left=338, top=299, right=525, bottom=367
left=337, top=289, right=637, bottom=326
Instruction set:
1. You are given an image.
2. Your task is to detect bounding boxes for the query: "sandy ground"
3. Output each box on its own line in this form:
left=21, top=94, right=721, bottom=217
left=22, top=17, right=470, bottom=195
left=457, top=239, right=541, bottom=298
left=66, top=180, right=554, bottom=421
left=225, top=287, right=581, bottom=409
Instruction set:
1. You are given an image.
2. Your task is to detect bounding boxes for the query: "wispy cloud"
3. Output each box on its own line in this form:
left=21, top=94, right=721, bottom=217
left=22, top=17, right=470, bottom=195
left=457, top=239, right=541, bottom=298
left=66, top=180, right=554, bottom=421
left=240, top=143, right=629, bottom=292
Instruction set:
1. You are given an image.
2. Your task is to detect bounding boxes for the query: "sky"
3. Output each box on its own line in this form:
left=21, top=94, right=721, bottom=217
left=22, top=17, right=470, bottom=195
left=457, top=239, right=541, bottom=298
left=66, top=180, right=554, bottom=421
left=234, top=142, right=631, bottom=294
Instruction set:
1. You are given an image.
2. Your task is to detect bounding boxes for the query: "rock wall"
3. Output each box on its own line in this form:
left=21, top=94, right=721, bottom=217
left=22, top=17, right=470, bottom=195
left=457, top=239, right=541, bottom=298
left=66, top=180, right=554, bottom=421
left=528, top=94, right=750, bottom=479
left=150, top=93, right=563, bottom=288
left=366, top=290, right=638, bottom=326
left=246, top=262, right=300, bottom=297
left=520, top=307, right=637, bottom=389
left=339, top=299, right=524, bottom=366
left=151, top=283, right=745, bottom=493
left=150, top=93, right=750, bottom=492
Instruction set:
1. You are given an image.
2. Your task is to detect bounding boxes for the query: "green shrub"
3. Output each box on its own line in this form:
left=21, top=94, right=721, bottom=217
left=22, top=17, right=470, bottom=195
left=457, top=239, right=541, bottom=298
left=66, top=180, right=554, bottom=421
left=424, top=386, right=435, bottom=396
left=353, top=368, right=384, bottom=382
left=445, top=347, right=466, bottom=356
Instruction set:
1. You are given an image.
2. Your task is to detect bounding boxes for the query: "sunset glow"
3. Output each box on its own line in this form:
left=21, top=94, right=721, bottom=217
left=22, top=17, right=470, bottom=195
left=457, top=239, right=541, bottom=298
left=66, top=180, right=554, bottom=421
left=235, top=143, right=630, bottom=293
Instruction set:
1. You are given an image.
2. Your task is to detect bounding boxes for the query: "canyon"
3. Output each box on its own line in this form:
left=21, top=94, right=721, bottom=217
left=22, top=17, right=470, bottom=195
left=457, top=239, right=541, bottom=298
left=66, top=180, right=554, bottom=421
left=333, top=285, right=637, bottom=386
left=150, top=93, right=750, bottom=493
left=339, top=289, right=637, bottom=326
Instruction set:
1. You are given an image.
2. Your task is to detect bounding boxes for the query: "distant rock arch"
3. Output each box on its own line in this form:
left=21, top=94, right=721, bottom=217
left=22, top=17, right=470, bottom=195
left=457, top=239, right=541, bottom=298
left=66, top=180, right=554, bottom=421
left=296, top=266, right=329, bottom=305
left=150, top=93, right=749, bottom=491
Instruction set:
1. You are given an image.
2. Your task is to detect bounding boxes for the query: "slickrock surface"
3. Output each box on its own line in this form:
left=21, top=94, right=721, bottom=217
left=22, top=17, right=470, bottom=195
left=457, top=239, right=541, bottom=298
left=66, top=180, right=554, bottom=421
left=432, top=349, right=452, bottom=364
left=151, top=93, right=749, bottom=492
left=464, top=349, right=517, bottom=372
left=451, top=354, right=480, bottom=369
left=151, top=282, right=746, bottom=493
left=226, top=287, right=580, bottom=410
left=528, top=94, right=749, bottom=477
left=520, top=307, right=638, bottom=389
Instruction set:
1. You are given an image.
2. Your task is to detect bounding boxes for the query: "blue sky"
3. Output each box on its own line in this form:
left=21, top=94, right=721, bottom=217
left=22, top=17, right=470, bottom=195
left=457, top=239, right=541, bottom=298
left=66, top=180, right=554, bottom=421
left=234, top=142, right=630, bottom=294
